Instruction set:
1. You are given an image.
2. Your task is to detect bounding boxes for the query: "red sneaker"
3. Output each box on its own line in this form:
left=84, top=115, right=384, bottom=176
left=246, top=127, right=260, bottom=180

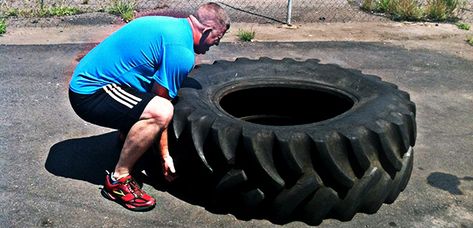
left=101, top=174, right=156, bottom=211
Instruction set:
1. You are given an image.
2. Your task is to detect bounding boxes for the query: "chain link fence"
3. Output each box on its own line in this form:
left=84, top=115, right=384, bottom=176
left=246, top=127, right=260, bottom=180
left=1, top=0, right=473, bottom=24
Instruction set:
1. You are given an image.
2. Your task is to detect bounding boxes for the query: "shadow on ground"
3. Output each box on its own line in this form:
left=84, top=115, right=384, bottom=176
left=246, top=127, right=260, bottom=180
left=45, top=131, right=266, bottom=222
left=427, top=172, right=473, bottom=195
left=45, top=132, right=122, bottom=185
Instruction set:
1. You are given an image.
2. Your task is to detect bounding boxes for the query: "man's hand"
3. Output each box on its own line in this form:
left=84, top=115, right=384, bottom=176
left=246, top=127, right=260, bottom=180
left=162, top=154, right=177, bottom=182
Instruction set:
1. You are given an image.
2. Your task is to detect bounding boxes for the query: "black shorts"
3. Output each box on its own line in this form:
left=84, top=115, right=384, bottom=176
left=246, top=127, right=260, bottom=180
left=69, top=84, right=155, bottom=132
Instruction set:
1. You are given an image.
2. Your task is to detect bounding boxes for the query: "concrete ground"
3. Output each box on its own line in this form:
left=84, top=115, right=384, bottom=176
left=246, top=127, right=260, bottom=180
left=0, top=14, right=472, bottom=227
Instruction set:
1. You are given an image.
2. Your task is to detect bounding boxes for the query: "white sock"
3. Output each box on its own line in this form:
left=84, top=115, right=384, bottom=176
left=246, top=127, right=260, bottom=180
left=111, top=172, right=130, bottom=181
left=110, top=172, right=118, bottom=182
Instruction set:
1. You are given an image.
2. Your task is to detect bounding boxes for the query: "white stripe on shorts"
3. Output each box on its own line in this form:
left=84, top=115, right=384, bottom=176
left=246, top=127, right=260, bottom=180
left=103, top=84, right=136, bottom=109
left=107, top=85, right=139, bottom=106
left=111, top=84, right=142, bottom=103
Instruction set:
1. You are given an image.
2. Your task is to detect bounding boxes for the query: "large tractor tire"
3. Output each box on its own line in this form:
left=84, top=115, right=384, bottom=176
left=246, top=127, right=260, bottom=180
left=169, top=58, right=416, bottom=225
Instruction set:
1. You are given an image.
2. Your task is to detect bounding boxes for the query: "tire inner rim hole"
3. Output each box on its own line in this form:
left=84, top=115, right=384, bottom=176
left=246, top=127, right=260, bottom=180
left=219, top=86, right=354, bottom=126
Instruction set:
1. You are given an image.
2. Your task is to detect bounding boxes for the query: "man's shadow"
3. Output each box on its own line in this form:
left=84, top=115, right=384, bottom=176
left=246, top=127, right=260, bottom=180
left=45, top=131, right=260, bottom=220
left=45, top=131, right=205, bottom=200
left=45, top=132, right=122, bottom=185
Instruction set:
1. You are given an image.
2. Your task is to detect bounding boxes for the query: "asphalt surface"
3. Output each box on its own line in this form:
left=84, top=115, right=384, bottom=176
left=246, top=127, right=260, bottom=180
left=0, top=41, right=472, bottom=227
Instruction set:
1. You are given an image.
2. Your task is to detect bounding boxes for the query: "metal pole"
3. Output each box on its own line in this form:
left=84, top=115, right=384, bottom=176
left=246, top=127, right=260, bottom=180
left=287, top=0, right=293, bottom=25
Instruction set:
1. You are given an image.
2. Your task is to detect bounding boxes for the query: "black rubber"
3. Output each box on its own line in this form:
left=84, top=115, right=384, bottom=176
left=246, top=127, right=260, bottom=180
left=169, top=58, right=416, bottom=225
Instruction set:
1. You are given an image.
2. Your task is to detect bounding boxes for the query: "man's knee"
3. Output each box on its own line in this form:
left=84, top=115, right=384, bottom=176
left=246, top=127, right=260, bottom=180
left=141, top=96, right=174, bottom=126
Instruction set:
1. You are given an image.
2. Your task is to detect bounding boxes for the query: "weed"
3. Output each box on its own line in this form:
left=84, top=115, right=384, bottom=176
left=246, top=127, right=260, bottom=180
left=467, top=36, right=473, bottom=46
left=377, top=0, right=393, bottom=12
left=363, top=0, right=466, bottom=22
left=361, top=0, right=376, bottom=11
left=108, top=0, right=135, bottom=22
left=456, top=22, right=470, bottom=30
left=362, top=0, right=394, bottom=13
left=6, top=8, right=19, bottom=17
left=426, top=0, right=463, bottom=21
left=237, top=29, right=255, bottom=42
left=4, top=8, right=32, bottom=17
left=389, top=0, right=423, bottom=21
left=363, top=0, right=423, bottom=21
left=0, top=19, right=6, bottom=35
left=362, top=0, right=393, bottom=13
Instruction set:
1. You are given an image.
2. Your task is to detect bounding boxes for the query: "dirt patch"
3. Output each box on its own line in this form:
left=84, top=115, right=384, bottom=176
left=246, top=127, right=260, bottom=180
left=1, top=13, right=472, bottom=61
left=229, top=22, right=473, bottom=61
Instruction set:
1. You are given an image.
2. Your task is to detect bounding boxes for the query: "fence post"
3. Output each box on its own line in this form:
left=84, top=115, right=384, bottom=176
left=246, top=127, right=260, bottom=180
left=287, top=0, right=293, bottom=25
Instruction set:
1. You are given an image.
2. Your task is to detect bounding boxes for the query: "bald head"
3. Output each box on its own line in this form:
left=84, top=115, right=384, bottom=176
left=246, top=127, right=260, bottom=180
left=193, top=2, right=230, bottom=33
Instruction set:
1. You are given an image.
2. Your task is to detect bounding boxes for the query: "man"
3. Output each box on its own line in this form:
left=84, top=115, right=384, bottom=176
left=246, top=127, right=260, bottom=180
left=68, top=2, right=230, bottom=211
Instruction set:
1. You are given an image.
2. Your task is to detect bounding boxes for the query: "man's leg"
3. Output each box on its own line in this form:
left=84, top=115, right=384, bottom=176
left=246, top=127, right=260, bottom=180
left=113, top=96, right=174, bottom=178
left=101, top=96, right=173, bottom=211
left=70, top=85, right=173, bottom=211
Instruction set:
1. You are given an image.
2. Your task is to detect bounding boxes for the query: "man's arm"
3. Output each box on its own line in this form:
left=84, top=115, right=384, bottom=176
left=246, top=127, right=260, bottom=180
left=151, top=82, right=176, bottom=182
left=152, top=82, right=172, bottom=100
left=159, top=128, right=176, bottom=182
left=150, top=46, right=194, bottom=181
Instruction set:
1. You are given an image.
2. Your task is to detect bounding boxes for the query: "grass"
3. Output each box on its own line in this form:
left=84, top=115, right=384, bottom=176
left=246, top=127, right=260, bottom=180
left=40, top=6, right=81, bottom=17
left=108, top=0, right=135, bottom=22
left=456, top=22, right=470, bottom=30
left=0, top=19, right=6, bottom=35
left=2, top=1, right=132, bottom=21
left=4, top=6, right=81, bottom=17
left=361, top=0, right=465, bottom=21
left=237, top=29, right=255, bottom=42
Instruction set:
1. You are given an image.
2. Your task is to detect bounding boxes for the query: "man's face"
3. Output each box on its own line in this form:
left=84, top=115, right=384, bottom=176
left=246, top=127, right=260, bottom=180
left=194, top=28, right=227, bottom=55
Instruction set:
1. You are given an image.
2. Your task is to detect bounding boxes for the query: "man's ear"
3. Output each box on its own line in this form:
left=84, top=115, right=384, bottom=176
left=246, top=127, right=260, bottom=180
left=202, top=27, right=213, bottom=35
left=197, top=28, right=211, bottom=47
left=200, top=28, right=212, bottom=43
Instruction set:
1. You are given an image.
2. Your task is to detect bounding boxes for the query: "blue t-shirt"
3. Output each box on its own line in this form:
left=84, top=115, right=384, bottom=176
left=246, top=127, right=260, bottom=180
left=69, top=16, right=195, bottom=99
